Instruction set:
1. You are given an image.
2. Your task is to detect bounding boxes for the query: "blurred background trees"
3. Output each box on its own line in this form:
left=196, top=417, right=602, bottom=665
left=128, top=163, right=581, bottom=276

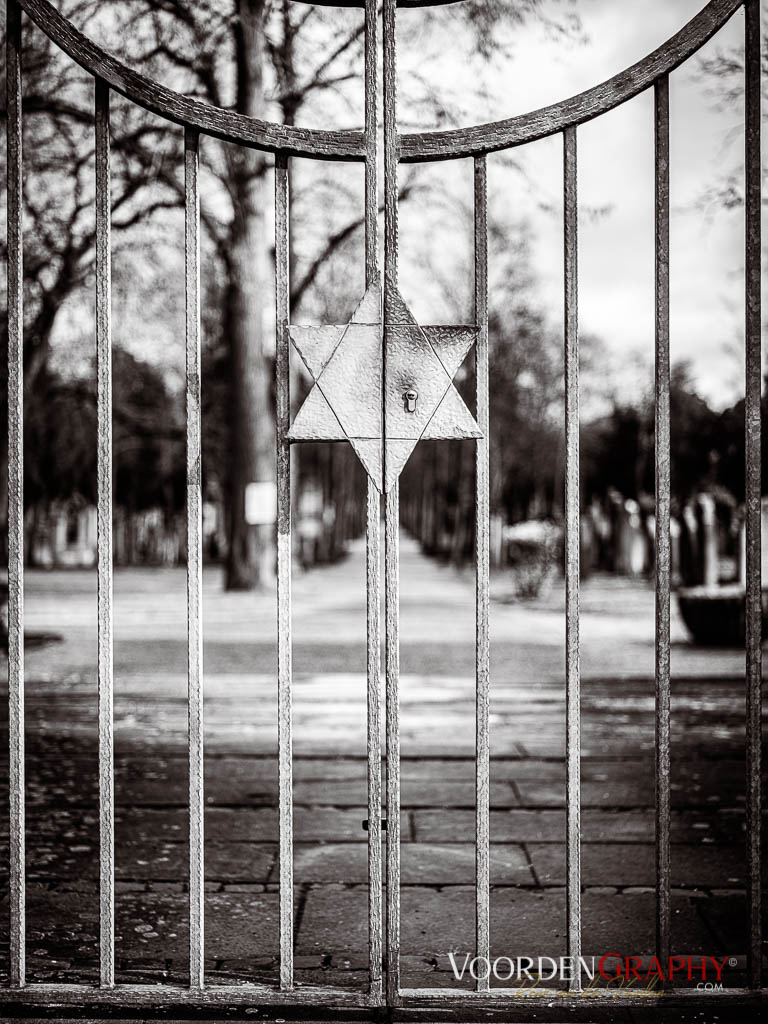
left=0, top=0, right=586, bottom=585
left=0, top=0, right=762, bottom=588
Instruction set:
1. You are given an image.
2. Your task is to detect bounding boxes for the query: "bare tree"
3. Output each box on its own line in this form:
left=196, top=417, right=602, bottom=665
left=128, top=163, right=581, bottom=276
left=3, top=0, right=581, bottom=586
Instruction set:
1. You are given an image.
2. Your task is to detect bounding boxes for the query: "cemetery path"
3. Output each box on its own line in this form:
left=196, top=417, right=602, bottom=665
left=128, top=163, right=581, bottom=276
left=0, top=533, right=764, bottom=996
left=12, top=531, right=755, bottom=686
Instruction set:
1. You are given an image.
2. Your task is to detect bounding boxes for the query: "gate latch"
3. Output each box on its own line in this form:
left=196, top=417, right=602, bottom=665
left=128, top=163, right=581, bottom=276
left=403, top=388, right=418, bottom=413
left=362, top=818, right=388, bottom=831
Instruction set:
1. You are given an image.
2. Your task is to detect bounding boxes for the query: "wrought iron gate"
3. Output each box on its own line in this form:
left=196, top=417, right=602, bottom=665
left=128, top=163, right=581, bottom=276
left=2, top=0, right=763, bottom=1015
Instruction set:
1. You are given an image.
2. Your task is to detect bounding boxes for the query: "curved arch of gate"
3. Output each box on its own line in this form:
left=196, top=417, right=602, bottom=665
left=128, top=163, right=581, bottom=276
left=17, top=0, right=743, bottom=160
left=4, top=0, right=763, bottom=1015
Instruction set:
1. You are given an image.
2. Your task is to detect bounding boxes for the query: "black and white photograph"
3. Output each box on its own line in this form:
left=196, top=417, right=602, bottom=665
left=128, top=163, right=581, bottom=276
left=0, top=0, right=765, bottom=1021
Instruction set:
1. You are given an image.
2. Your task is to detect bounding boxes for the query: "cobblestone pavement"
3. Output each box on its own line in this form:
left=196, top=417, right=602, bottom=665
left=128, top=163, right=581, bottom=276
left=0, top=536, right=765, bottom=1017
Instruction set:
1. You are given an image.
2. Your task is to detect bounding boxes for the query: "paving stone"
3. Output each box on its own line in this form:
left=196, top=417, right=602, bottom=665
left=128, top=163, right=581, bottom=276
left=581, top=890, right=715, bottom=956
left=158, top=806, right=369, bottom=842
left=672, top=808, right=748, bottom=843
left=413, top=809, right=656, bottom=843
left=25, top=887, right=99, bottom=981
left=403, top=843, right=531, bottom=885
left=697, top=892, right=749, bottom=952
left=403, top=887, right=566, bottom=960
left=17, top=841, right=275, bottom=883
left=516, top=781, right=655, bottom=808
left=298, top=756, right=552, bottom=783
left=401, top=952, right=470, bottom=989
left=527, top=843, right=748, bottom=888
left=291, top=842, right=532, bottom=885
left=292, top=843, right=370, bottom=884
left=114, top=890, right=280, bottom=976
left=295, top=884, right=369, bottom=960
left=402, top=890, right=722, bottom=970
left=119, top=757, right=279, bottom=805
left=10, top=805, right=379, bottom=845
left=293, top=779, right=516, bottom=807
left=414, top=809, right=542, bottom=842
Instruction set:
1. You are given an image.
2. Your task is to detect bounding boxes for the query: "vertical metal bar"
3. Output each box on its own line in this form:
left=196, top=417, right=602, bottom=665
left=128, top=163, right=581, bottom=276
left=364, top=0, right=378, bottom=289
left=184, top=127, right=204, bottom=991
left=6, top=0, right=25, bottom=989
left=95, top=78, right=114, bottom=990
left=366, top=481, right=382, bottom=1003
left=563, top=125, right=581, bottom=992
left=382, top=0, right=398, bottom=317
left=382, top=0, right=400, bottom=1002
left=744, top=0, right=762, bottom=991
left=275, top=151, right=294, bottom=991
left=473, top=154, right=490, bottom=991
left=384, top=483, right=400, bottom=1003
left=654, top=75, right=671, bottom=971
left=364, top=0, right=383, bottom=1004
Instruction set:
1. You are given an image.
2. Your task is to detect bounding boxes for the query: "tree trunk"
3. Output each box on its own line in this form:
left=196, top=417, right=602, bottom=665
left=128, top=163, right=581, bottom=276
left=225, top=0, right=275, bottom=590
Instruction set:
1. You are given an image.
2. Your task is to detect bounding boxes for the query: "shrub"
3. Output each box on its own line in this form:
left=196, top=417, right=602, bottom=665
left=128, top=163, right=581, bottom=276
left=502, top=520, right=559, bottom=600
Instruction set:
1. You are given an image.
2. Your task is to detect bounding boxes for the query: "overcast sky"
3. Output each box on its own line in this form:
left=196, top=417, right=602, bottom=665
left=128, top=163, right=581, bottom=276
left=398, top=0, right=762, bottom=410
left=45, top=0, right=763, bottom=412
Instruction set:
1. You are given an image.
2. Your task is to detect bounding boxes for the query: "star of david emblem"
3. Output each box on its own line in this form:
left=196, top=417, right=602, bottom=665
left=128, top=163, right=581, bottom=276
left=287, top=282, right=482, bottom=491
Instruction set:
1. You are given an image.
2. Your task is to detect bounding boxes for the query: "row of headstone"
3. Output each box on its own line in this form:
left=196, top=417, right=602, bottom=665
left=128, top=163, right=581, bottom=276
left=491, top=492, right=767, bottom=588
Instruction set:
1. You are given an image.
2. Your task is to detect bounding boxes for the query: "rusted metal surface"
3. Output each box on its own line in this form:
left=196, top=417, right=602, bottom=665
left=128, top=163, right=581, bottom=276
left=396, top=988, right=763, bottom=1010
left=385, top=322, right=480, bottom=444
left=399, top=0, right=742, bottom=162
left=366, top=480, right=383, bottom=1003
left=288, top=289, right=477, bottom=490
left=307, top=322, right=382, bottom=437
left=383, top=0, right=401, bottom=997
left=563, top=124, right=581, bottom=992
left=363, top=1, right=383, bottom=1003
left=0, top=984, right=374, bottom=1009
left=289, top=324, right=346, bottom=379
left=744, top=0, right=762, bottom=991
left=4, top=0, right=765, bottom=1014
left=384, top=483, right=401, bottom=1004
left=654, top=75, right=671, bottom=969
left=364, top=0, right=379, bottom=287
left=184, top=126, right=205, bottom=990
left=0, top=983, right=762, bottom=1015
left=383, top=0, right=399, bottom=325
left=473, top=154, right=490, bottom=993
left=95, top=78, right=115, bottom=990
left=6, top=0, right=25, bottom=990
left=275, top=152, right=294, bottom=990
left=17, top=0, right=364, bottom=160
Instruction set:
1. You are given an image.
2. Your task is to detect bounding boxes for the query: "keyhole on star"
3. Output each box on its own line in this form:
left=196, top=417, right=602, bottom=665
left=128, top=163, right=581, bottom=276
left=403, top=389, right=418, bottom=413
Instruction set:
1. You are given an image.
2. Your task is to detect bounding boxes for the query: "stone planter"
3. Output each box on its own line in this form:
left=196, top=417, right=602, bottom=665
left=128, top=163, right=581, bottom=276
left=677, top=584, right=768, bottom=647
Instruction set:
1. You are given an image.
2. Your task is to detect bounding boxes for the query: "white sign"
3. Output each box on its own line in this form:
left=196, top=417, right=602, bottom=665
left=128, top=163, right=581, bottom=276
left=244, top=481, right=277, bottom=526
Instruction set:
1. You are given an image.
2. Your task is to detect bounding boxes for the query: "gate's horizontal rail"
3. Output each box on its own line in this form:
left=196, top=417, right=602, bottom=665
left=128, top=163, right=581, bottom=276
left=0, top=983, right=372, bottom=1010
left=16, top=0, right=365, bottom=161
left=0, top=984, right=762, bottom=1015
left=396, top=988, right=765, bottom=1011
left=399, top=0, right=742, bottom=160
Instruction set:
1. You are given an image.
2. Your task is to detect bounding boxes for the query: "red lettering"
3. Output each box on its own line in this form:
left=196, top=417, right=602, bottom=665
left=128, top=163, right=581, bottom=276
left=710, top=956, right=729, bottom=981
left=645, top=956, right=665, bottom=980
left=668, top=956, right=687, bottom=980
left=598, top=954, right=622, bottom=981
left=624, top=956, right=643, bottom=981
